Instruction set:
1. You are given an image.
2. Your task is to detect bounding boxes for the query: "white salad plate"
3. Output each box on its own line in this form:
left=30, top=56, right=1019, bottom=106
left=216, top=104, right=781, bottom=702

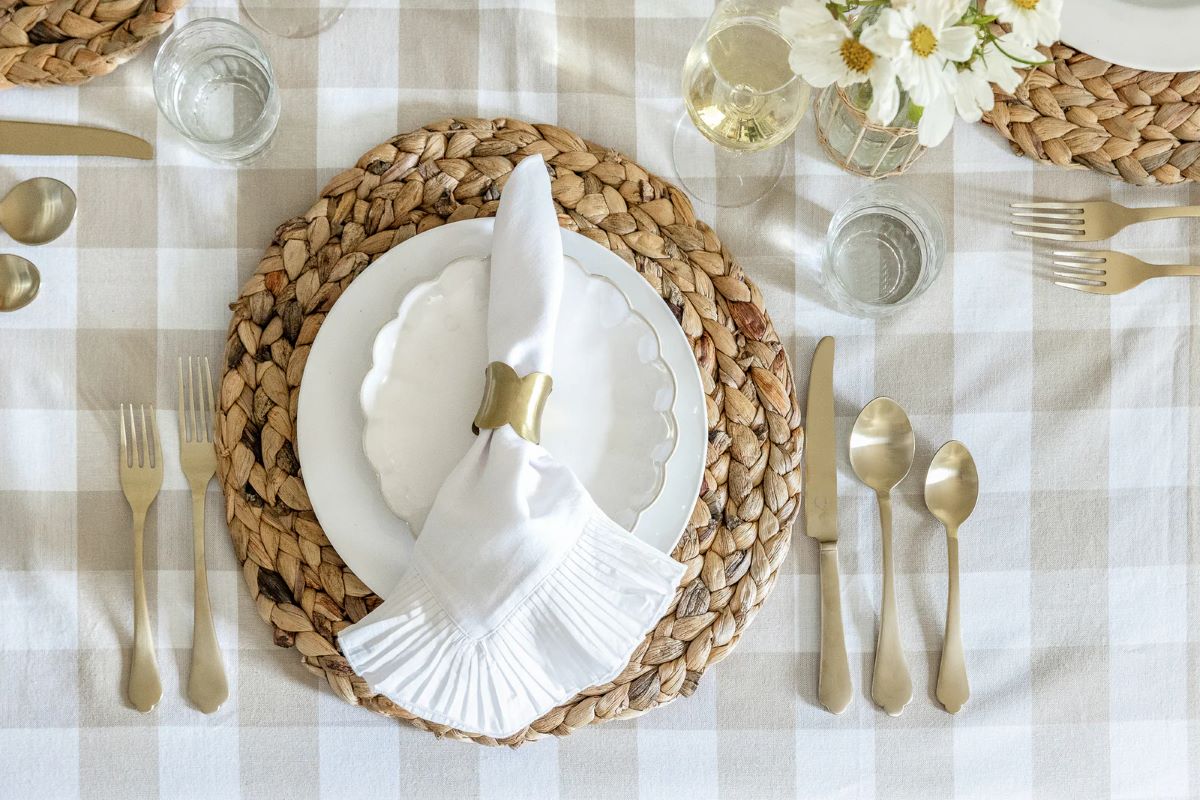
left=296, top=218, right=707, bottom=596
left=1060, top=0, right=1200, bottom=72
left=360, top=253, right=677, bottom=535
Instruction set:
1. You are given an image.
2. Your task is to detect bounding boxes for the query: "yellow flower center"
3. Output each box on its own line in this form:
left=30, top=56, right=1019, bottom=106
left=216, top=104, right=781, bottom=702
left=839, top=37, right=875, bottom=74
left=1013, top=0, right=1039, bottom=8
left=909, top=24, right=938, bottom=58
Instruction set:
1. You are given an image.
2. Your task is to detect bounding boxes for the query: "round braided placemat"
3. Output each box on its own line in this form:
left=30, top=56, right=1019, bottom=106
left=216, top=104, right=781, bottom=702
left=0, top=0, right=185, bottom=88
left=215, top=117, right=804, bottom=745
left=984, top=41, right=1200, bottom=185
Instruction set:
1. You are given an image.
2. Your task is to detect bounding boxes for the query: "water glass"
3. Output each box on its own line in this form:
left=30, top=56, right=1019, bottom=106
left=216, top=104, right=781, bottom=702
left=153, top=18, right=281, bottom=163
left=822, top=184, right=945, bottom=317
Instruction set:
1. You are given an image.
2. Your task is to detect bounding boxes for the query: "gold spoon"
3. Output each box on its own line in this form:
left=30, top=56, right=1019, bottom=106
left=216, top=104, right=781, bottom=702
left=850, top=396, right=915, bottom=716
left=0, top=177, right=77, bottom=245
left=0, top=254, right=40, bottom=311
left=925, top=440, right=979, bottom=714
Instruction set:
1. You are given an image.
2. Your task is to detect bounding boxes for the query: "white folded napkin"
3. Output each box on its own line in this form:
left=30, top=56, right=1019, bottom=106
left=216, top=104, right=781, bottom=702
left=338, top=155, right=686, bottom=739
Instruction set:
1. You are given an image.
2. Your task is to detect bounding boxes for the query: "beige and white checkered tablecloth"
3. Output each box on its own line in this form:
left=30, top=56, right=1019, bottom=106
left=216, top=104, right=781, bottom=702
left=1, top=1, right=1197, bottom=798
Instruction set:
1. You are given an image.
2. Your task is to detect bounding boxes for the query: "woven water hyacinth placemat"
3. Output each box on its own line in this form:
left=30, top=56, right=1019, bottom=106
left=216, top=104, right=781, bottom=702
left=0, top=0, right=185, bottom=88
left=984, top=41, right=1200, bottom=185
left=215, top=117, right=804, bottom=745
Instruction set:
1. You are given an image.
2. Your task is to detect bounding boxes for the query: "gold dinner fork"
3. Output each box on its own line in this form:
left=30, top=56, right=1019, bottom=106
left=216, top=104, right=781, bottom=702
left=178, top=356, right=228, bottom=714
left=1052, top=250, right=1200, bottom=295
left=1011, top=200, right=1200, bottom=242
left=119, top=403, right=163, bottom=713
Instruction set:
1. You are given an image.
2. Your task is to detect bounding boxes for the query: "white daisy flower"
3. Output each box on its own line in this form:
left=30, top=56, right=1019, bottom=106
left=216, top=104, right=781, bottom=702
left=915, top=72, right=958, bottom=146
left=990, top=0, right=1062, bottom=47
left=779, top=0, right=844, bottom=43
left=866, top=0, right=979, bottom=107
left=784, top=8, right=901, bottom=124
left=950, top=33, right=1036, bottom=122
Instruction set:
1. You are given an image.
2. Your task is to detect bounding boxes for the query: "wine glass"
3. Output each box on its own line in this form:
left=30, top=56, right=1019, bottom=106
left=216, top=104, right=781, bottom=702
left=674, top=0, right=810, bottom=208
left=240, top=0, right=350, bottom=38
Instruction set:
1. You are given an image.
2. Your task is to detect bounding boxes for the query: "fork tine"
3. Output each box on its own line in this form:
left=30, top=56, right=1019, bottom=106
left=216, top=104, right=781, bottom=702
left=150, top=405, right=161, bottom=470
left=1053, top=270, right=1105, bottom=283
left=1013, top=229, right=1082, bottom=242
left=1010, top=210, right=1083, bottom=220
left=119, top=403, right=128, bottom=468
left=188, top=356, right=198, bottom=443
left=139, top=404, right=149, bottom=469
left=203, top=356, right=215, bottom=443
left=177, top=358, right=187, bottom=444
left=1052, top=261, right=1105, bottom=274
left=1010, top=202, right=1086, bottom=211
left=1054, top=280, right=1105, bottom=294
left=1052, top=250, right=1107, bottom=262
left=1013, top=221, right=1086, bottom=233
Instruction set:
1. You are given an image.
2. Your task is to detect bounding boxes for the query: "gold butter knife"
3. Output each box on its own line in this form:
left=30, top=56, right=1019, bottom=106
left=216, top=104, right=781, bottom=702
left=0, top=120, right=153, bottom=159
left=804, top=336, right=852, bottom=714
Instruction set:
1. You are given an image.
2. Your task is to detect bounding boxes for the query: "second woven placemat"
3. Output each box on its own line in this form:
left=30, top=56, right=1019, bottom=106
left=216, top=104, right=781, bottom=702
left=215, top=117, right=804, bottom=745
left=984, top=41, right=1200, bottom=185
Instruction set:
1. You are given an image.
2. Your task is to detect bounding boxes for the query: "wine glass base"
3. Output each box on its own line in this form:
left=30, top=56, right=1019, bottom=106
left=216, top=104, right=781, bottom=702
left=671, top=113, right=787, bottom=208
left=241, top=1, right=348, bottom=38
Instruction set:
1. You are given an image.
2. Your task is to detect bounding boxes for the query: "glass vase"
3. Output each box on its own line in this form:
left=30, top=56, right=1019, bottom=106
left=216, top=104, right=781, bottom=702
left=813, top=82, right=926, bottom=178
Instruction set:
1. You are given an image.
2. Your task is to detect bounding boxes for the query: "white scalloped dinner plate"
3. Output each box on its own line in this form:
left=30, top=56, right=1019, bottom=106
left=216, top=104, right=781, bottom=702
left=296, top=218, right=707, bottom=597
left=1060, top=0, right=1200, bottom=72
left=359, top=253, right=679, bottom=536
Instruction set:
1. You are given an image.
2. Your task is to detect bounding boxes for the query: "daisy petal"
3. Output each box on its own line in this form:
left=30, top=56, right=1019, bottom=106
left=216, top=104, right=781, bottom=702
left=938, top=26, right=978, bottom=62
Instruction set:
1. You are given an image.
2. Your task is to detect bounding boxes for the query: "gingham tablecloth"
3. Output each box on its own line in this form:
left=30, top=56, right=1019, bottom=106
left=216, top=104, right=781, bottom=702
left=1, top=2, right=1197, bottom=798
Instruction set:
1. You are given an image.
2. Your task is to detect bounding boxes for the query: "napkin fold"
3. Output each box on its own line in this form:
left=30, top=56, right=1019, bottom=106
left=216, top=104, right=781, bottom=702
left=338, top=155, right=686, bottom=739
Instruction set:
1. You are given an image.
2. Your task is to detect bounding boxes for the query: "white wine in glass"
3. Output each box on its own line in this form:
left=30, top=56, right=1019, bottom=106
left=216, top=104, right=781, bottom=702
left=674, top=3, right=809, bottom=207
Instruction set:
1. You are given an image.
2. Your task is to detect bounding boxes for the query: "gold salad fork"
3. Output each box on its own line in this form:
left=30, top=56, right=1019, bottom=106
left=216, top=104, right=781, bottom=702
left=119, top=403, right=163, bottom=713
left=1011, top=200, right=1200, bottom=242
left=1052, top=250, right=1200, bottom=295
left=178, top=357, right=229, bottom=714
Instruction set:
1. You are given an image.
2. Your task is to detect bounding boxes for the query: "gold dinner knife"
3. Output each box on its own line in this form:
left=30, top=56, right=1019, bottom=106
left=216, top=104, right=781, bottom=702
left=0, top=120, right=153, bottom=159
left=804, top=336, right=852, bottom=714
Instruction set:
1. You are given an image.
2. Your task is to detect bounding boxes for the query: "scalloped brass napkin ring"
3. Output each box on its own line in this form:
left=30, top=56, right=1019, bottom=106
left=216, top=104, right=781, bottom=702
left=472, top=362, right=553, bottom=444
left=337, top=155, right=685, bottom=738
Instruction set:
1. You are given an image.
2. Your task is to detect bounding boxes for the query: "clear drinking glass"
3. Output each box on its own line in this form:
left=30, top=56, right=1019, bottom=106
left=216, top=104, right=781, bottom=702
left=673, top=0, right=810, bottom=208
left=153, top=18, right=281, bottom=163
left=822, top=184, right=945, bottom=317
left=240, top=0, right=349, bottom=39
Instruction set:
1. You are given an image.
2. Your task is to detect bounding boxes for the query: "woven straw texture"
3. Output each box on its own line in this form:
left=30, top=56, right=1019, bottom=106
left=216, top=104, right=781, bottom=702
left=985, top=41, right=1200, bottom=185
left=0, top=0, right=185, bottom=88
left=214, top=117, right=804, bottom=746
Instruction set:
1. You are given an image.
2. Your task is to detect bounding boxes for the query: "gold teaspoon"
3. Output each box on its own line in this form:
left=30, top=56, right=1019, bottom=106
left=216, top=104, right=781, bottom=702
left=925, top=440, right=979, bottom=714
left=850, top=397, right=915, bottom=716
left=0, top=254, right=40, bottom=311
left=0, top=177, right=77, bottom=245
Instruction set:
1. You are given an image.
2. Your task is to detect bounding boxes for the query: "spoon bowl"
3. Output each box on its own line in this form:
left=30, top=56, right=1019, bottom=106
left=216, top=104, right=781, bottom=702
left=925, top=440, right=979, bottom=530
left=0, top=254, right=41, bottom=311
left=849, top=396, right=916, bottom=492
left=0, top=177, right=77, bottom=245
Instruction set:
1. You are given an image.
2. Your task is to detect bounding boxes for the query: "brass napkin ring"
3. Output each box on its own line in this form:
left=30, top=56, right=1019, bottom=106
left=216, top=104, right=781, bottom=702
left=472, top=361, right=553, bottom=444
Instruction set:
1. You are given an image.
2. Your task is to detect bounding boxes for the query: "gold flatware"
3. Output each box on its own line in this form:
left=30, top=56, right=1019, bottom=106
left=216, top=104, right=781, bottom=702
left=1052, top=250, right=1200, bottom=295
left=0, top=178, right=77, bottom=245
left=925, top=441, right=979, bottom=714
left=118, top=403, right=163, bottom=713
left=803, top=336, right=852, bottom=714
left=850, top=397, right=915, bottom=717
left=178, top=356, right=228, bottom=714
left=1011, top=199, right=1200, bottom=242
left=0, top=120, right=153, bottom=160
left=0, top=254, right=39, bottom=311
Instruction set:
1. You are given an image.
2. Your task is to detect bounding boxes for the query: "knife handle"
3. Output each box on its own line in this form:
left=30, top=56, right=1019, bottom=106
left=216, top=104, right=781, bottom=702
left=937, top=532, right=969, bottom=713
left=818, top=542, right=852, bottom=714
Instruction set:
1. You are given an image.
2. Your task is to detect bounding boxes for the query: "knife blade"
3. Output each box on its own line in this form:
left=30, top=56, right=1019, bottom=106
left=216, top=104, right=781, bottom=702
left=0, top=120, right=153, bottom=160
left=804, top=336, right=852, bottom=714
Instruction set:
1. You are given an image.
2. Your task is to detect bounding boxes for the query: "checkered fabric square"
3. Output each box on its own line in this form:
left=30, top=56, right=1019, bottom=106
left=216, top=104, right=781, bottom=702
left=0, top=2, right=1196, bottom=798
